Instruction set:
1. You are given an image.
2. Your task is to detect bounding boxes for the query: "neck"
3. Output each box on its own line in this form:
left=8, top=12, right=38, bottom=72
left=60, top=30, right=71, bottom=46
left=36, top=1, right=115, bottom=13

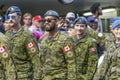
left=116, top=38, right=120, bottom=43
left=49, top=29, right=58, bottom=37
left=12, top=24, right=21, bottom=32
left=77, top=33, right=86, bottom=39
left=24, top=24, right=30, bottom=28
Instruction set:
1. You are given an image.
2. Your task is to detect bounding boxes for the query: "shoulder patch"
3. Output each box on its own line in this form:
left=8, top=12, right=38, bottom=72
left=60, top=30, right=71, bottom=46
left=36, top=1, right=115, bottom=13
left=63, top=45, right=72, bottom=52
left=90, top=47, right=96, bottom=52
left=26, top=42, right=35, bottom=48
left=0, top=46, right=7, bottom=53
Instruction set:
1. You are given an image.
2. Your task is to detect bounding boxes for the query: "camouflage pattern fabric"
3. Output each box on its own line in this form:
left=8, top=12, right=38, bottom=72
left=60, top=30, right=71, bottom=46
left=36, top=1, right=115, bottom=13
left=87, top=28, right=105, bottom=57
left=5, top=28, right=40, bottom=80
left=93, top=42, right=120, bottom=80
left=0, top=32, right=10, bottom=80
left=74, top=34, right=98, bottom=80
left=39, top=31, right=76, bottom=80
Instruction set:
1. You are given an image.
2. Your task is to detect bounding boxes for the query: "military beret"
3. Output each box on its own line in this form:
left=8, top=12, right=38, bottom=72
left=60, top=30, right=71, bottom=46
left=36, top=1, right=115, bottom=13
left=43, top=10, right=59, bottom=18
left=74, top=16, right=88, bottom=25
left=110, top=17, right=120, bottom=23
left=112, top=20, right=120, bottom=29
left=5, top=6, right=22, bottom=16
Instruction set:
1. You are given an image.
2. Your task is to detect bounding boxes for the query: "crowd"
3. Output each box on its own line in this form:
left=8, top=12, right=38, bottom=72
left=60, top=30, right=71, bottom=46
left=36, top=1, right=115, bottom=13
left=0, top=2, right=120, bottom=80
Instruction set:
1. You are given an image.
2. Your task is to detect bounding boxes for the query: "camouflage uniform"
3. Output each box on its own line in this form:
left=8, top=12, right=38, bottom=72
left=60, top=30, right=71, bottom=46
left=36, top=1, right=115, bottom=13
left=39, top=31, right=76, bottom=80
left=104, top=32, right=115, bottom=49
left=93, top=42, right=120, bottom=80
left=0, top=32, right=11, bottom=80
left=74, top=34, right=98, bottom=80
left=5, top=28, right=40, bottom=80
left=87, top=27, right=105, bottom=57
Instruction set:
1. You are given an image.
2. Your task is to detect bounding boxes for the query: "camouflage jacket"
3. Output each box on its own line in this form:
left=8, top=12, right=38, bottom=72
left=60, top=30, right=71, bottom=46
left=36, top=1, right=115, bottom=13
left=5, top=27, right=40, bottom=79
left=74, top=34, right=98, bottom=80
left=39, top=31, right=76, bottom=80
left=0, top=32, right=10, bottom=80
left=93, top=42, right=120, bottom=80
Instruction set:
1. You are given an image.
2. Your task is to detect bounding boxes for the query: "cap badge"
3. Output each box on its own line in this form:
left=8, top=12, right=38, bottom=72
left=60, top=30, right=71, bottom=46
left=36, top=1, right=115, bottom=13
left=10, top=7, right=15, bottom=13
left=79, top=19, right=82, bottom=23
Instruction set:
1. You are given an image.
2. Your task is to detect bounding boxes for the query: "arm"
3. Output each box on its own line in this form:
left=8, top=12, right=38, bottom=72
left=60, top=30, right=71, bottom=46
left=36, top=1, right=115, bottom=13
left=93, top=53, right=110, bottom=80
left=25, top=35, right=41, bottom=80
left=62, top=38, right=76, bottom=80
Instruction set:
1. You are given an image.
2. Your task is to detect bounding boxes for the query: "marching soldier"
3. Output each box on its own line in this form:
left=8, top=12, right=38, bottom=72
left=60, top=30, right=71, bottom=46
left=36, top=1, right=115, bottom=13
left=93, top=20, right=120, bottom=80
left=5, top=6, right=40, bottom=80
left=39, top=10, right=76, bottom=80
left=73, top=17, right=98, bottom=80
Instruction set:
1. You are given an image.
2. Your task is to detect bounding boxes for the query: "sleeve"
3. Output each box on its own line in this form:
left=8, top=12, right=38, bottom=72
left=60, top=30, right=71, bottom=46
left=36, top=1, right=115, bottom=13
left=93, top=53, right=110, bottom=80
left=25, top=35, right=41, bottom=80
left=86, top=40, right=98, bottom=80
left=62, top=37, right=76, bottom=80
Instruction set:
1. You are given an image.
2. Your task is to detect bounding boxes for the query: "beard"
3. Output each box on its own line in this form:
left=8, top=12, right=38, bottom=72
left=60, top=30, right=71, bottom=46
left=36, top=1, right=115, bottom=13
left=45, top=25, right=56, bottom=32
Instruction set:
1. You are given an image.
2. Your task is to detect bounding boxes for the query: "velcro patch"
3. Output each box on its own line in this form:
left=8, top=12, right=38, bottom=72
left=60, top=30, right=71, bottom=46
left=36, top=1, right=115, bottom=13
left=0, top=46, right=7, bottom=53
left=90, top=47, right=96, bottom=52
left=26, top=42, right=35, bottom=48
left=63, top=45, right=72, bottom=52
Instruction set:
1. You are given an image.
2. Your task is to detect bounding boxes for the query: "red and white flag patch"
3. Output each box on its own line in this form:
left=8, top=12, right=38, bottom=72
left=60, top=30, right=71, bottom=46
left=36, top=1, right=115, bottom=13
left=90, top=47, right=96, bottom=52
left=63, top=45, right=72, bottom=52
left=0, top=46, right=7, bottom=53
left=26, top=42, right=35, bottom=48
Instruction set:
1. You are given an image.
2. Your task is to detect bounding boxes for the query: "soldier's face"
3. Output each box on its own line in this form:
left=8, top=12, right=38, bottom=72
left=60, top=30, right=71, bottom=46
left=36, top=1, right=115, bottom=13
left=7, top=13, right=21, bottom=28
left=74, top=24, right=87, bottom=35
left=113, top=27, right=120, bottom=38
left=44, top=16, right=58, bottom=32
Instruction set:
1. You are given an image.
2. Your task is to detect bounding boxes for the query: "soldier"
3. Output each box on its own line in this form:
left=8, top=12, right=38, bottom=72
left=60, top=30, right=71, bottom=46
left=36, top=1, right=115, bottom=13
left=5, top=6, right=40, bottom=80
left=0, top=32, right=10, bottom=80
left=73, top=17, right=98, bottom=80
left=93, top=20, right=120, bottom=80
left=39, top=10, right=76, bottom=80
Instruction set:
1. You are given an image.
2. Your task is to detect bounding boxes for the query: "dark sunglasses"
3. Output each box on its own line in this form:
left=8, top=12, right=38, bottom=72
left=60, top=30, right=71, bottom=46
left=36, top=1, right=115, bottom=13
left=43, top=18, right=56, bottom=23
left=5, top=15, right=16, bottom=20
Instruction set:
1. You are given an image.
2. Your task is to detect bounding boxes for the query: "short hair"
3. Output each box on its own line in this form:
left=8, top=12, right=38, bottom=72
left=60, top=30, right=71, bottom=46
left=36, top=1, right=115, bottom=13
left=23, top=12, right=32, bottom=19
left=90, top=2, right=101, bottom=14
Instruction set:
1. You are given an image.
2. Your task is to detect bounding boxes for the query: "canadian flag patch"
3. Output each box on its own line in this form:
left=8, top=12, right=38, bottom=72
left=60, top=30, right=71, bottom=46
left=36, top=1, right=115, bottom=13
left=26, top=42, right=35, bottom=48
left=63, top=45, right=72, bottom=52
left=0, top=46, right=7, bottom=53
left=90, top=47, right=96, bottom=52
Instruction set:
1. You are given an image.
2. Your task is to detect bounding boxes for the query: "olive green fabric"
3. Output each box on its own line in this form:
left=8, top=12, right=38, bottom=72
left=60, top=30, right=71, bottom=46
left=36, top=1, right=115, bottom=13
left=39, top=31, right=76, bottom=80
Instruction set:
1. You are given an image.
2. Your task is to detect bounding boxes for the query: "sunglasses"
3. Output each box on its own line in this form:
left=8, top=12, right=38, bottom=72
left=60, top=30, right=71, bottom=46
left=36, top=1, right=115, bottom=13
left=5, top=15, right=16, bottom=20
left=43, top=18, right=56, bottom=23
